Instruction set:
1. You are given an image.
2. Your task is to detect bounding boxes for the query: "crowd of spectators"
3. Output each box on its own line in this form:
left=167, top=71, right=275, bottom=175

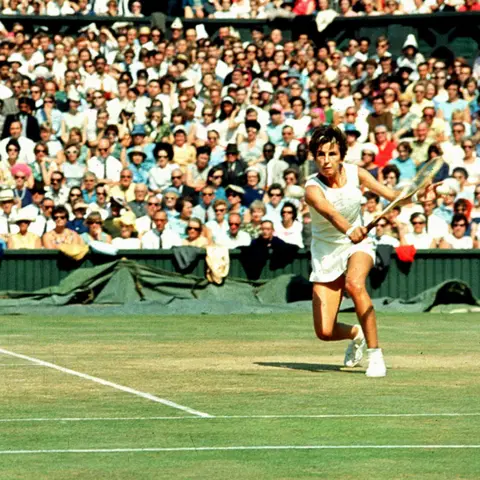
left=0, top=8, right=479, bottom=255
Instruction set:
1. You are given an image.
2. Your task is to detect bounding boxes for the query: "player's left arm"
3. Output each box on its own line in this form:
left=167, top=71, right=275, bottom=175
left=358, top=167, right=400, bottom=202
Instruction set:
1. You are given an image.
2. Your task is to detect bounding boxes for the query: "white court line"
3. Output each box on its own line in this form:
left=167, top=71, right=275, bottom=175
left=1, top=413, right=480, bottom=423
left=0, top=445, right=480, bottom=455
left=0, top=347, right=212, bottom=418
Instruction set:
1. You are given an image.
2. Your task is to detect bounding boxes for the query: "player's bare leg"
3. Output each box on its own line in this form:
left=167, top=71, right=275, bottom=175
left=345, top=252, right=386, bottom=377
left=312, top=276, right=357, bottom=342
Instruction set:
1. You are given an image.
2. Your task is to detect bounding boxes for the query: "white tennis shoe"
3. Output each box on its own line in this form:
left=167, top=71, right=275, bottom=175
left=344, top=325, right=366, bottom=367
left=365, top=348, right=387, bottom=377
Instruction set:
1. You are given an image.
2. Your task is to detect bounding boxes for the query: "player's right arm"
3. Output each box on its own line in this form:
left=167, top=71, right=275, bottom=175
left=305, top=185, right=366, bottom=243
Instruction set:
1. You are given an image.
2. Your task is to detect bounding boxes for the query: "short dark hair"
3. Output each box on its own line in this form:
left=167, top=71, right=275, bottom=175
left=308, top=125, right=348, bottom=159
left=281, top=201, right=297, bottom=218
left=52, top=205, right=68, bottom=217
left=382, top=164, right=400, bottom=182
left=451, top=213, right=468, bottom=227
left=452, top=166, right=468, bottom=179
left=364, top=191, right=380, bottom=203
left=153, top=142, right=174, bottom=161
left=196, top=145, right=211, bottom=156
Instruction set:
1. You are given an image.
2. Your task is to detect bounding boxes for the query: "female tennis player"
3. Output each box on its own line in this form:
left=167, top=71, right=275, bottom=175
left=305, top=126, right=403, bottom=377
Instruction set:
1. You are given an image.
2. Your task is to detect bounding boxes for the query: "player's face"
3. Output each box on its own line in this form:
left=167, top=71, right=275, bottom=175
left=315, top=142, right=342, bottom=178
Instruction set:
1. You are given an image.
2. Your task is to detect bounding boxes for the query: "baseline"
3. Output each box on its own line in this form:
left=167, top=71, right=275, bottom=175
left=1, top=445, right=480, bottom=455
left=0, top=412, right=479, bottom=423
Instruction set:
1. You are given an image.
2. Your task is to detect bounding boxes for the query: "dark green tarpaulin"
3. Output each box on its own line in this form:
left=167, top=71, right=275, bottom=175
left=0, top=259, right=478, bottom=316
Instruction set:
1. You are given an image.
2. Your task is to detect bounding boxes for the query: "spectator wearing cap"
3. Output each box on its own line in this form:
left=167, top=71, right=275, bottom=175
left=112, top=211, right=141, bottom=250
left=218, top=143, right=247, bottom=187
left=360, top=143, right=380, bottom=179
left=7, top=209, right=41, bottom=249
left=109, top=167, right=137, bottom=203
left=226, top=184, right=249, bottom=221
left=12, top=163, right=33, bottom=208
left=3, top=97, right=40, bottom=142
left=0, top=120, right=36, bottom=165
left=67, top=201, right=89, bottom=234
left=127, top=124, right=156, bottom=166
left=123, top=147, right=149, bottom=186
left=172, top=125, right=196, bottom=173
left=87, top=138, right=123, bottom=185
left=343, top=125, right=363, bottom=165
left=267, top=104, right=286, bottom=145
left=0, top=188, right=18, bottom=236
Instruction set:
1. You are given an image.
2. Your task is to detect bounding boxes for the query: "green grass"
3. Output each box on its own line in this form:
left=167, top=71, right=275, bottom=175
left=0, top=312, right=479, bottom=479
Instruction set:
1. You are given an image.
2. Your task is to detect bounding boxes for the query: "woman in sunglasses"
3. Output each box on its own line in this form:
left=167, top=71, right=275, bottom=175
left=439, top=214, right=473, bottom=249
left=59, top=144, right=86, bottom=189
left=400, top=213, right=436, bottom=249
left=81, top=212, right=112, bottom=245
left=42, top=205, right=84, bottom=249
left=182, top=218, right=209, bottom=248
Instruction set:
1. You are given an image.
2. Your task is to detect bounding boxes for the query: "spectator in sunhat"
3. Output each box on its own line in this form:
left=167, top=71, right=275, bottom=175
left=7, top=208, right=41, bottom=249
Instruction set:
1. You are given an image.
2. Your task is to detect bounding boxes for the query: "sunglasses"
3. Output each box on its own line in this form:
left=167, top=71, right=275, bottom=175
left=88, top=220, right=102, bottom=225
left=70, top=193, right=80, bottom=197
left=44, top=99, right=54, bottom=104
left=148, top=202, right=160, bottom=206
left=53, top=215, right=66, bottom=220
left=412, top=221, right=425, bottom=225
left=282, top=210, right=294, bottom=214
left=7, top=147, right=19, bottom=152
left=98, top=148, right=109, bottom=152
left=44, top=205, right=54, bottom=210
left=36, top=149, right=47, bottom=153
left=203, top=192, right=214, bottom=196
left=171, top=176, right=182, bottom=180
left=51, top=178, right=61, bottom=183
left=187, top=226, right=201, bottom=232
left=229, top=222, right=240, bottom=226
left=215, top=208, right=226, bottom=213
left=157, top=154, right=168, bottom=158
left=453, top=223, right=466, bottom=227
left=121, top=175, right=133, bottom=179
left=270, top=193, right=282, bottom=197
left=377, top=223, right=387, bottom=227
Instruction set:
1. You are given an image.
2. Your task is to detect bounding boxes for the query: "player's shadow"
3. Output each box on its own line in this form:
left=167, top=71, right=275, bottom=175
left=255, top=362, right=364, bottom=374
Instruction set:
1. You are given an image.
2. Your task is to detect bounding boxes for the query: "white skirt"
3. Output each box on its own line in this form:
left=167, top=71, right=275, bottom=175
left=310, top=238, right=376, bottom=283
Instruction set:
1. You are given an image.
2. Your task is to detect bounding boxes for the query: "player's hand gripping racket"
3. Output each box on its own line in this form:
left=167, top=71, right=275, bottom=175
left=321, top=157, right=444, bottom=269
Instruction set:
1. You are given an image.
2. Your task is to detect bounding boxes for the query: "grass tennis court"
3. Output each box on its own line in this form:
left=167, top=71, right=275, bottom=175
left=1, top=311, right=479, bottom=479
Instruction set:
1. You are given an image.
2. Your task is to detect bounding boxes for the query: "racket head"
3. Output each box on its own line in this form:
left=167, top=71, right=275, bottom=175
left=365, top=157, right=444, bottom=231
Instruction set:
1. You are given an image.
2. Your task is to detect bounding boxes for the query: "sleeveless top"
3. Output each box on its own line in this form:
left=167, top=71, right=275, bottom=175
left=305, top=163, right=363, bottom=246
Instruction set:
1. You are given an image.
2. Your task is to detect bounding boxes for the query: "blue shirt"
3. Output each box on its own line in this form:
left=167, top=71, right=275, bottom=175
left=437, top=99, right=468, bottom=123
left=390, top=157, right=417, bottom=182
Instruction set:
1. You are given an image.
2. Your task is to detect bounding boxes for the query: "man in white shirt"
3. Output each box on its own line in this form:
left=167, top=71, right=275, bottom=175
left=28, top=196, right=56, bottom=237
left=141, top=210, right=182, bottom=249
left=0, top=120, right=35, bottom=165
left=0, top=189, right=18, bottom=235
left=216, top=213, right=251, bottom=249
left=87, top=139, right=123, bottom=185
left=45, top=171, right=70, bottom=206
left=83, top=56, right=118, bottom=96
left=420, top=194, right=449, bottom=243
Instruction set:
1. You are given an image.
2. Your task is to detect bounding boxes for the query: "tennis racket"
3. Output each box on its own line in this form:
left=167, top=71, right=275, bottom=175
left=320, top=157, right=444, bottom=269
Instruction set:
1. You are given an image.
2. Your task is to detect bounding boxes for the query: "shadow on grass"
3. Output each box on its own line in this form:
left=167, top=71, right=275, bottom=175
left=255, top=362, right=364, bottom=374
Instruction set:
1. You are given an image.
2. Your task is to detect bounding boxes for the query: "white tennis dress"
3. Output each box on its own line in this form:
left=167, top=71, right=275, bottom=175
left=306, top=163, right=375, bottom=283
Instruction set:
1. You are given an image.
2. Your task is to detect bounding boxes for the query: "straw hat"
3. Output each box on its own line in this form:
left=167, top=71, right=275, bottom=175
left=11, top=208, right=35, bottom=223
left=113, top=210, right=137, bottom=231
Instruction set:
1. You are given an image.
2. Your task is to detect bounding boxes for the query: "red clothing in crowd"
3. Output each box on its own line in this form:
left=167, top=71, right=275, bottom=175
left=375, top=141, right=397, bottom=167
left=458, top=2, right=480, bottom=10
left=293, top=0, right=316, bottom=15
